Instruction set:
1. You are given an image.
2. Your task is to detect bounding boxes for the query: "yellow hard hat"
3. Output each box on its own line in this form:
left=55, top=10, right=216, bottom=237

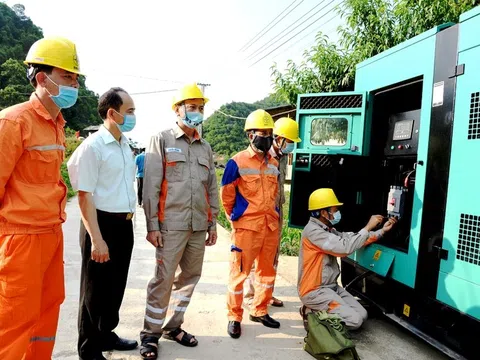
left=273, top=117, right=301, bottom=142
left=308, top=188, right=343, bottom=210
left=24, top=36, right=82, bottom=75
left=244, top=109, right=274, bottom=131
left=172, top=83, right=209, bottom=110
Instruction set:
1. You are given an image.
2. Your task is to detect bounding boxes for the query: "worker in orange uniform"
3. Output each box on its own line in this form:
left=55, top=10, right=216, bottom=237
left=0, top=37, right=82, bottom=360
left=244, top=117, right=301, bottom=308
left=298, top=188, right=397, bottom=329
left=221, top=109, right=281, bottom=339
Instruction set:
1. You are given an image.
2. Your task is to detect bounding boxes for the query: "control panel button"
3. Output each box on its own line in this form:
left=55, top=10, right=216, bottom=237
left=398, top=145, right=404, bottom=150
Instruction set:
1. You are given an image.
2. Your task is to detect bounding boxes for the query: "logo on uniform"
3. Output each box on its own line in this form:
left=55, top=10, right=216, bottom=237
left=166, top=148, right=182, bottom=153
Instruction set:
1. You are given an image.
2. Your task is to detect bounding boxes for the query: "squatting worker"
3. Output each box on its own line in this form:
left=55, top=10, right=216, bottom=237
left=139, top=83, right=219, bottom=360
left=0, top=36, right=81, bottom=360
left=67, top=87, right=139, bottom=360
left=298, top=188, right=397, bottom=330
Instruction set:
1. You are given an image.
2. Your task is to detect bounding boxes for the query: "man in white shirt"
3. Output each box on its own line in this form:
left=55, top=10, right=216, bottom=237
left=67, top=87, right=138, bottom=360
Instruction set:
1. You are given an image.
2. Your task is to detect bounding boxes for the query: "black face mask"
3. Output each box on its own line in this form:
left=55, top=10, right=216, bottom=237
left=252, top=134, right=273, bottom=154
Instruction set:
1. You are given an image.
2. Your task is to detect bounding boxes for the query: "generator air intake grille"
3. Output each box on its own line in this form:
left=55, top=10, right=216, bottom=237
left=300, top=94, right=363, bottom=110
left=312, top=154, right=333, bottom=168
left=468, top=92, right=480, bottom=140
left=457, top=213, right=480, bottom=266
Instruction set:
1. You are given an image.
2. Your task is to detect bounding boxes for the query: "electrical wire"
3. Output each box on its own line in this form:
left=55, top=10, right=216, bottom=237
left=272, top=11, right=339, bottom=61
left=3, top=88, right=179, bottom=98
left=246, top=0, right=338, bottom=62
left=210, top=106, right=296, bottom=120
left=249, top=0, right=339, bottom=67
left=245, top=0, right=332, bottom=61
left=239, top=0, right=303, bottom=52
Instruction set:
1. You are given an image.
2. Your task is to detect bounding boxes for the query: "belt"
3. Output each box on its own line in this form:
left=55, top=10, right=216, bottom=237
left=97, top=209, right=134, bottom=220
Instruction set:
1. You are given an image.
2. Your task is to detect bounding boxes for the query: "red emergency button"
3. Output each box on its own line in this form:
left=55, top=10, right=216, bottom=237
left=390, top=198, right=396, bottom=205
left=398, top=145, right=404, bottom=150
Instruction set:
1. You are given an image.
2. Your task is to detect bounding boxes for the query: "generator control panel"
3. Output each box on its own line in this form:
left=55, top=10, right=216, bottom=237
left=384, top=109, right=421, bottom=157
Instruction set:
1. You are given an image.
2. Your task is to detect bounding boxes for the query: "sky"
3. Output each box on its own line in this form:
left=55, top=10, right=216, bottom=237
left=5, top=0, right=343, bottom=146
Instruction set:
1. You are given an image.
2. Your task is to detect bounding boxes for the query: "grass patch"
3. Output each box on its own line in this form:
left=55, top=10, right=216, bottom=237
left=215, top=168, right=301, bottom=256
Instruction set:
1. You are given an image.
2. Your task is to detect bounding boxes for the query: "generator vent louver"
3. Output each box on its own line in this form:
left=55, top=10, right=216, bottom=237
left=300, top=94, right=363, bottom=110
left=468, top=92, right=480, bottom=140
left=312, top=155, right=333, bottom=168
left=457, top=213, right=480, bottom=266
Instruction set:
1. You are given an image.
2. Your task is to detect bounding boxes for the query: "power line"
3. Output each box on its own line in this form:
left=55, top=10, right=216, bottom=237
left=239, top=0, right=302, bottom=52
left=272, top=11, right=339, bottom=61
left=210, top=106, right=297, bottom=120
left=130, top=88, right=178, bottom=95
left=249, top=0, right=339, bottom=67
left=245, top=0, right=333, bottom=62
left=3, top=88, right=179, bottom=98
left=85, top=68, right=186, bottom=84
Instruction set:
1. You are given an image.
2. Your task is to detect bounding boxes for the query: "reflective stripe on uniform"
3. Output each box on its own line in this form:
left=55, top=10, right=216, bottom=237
left=172, top=294, right=191, bottom=302
left=255, top=280, right=274, bottom=289
left=228, top=287, right=243, bottom=295
left=239, top=168, right=261, bottom=176
left=146, top=304, right=168, bottom=314
left=145, top=315, right=164, bottom=325
left=173, top=306, right=187, bottom=312
left=26, top=144, right=65, bottom=151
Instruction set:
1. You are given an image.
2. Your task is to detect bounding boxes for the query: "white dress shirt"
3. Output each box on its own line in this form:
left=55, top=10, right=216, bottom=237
left=67, top=125, right=136, bottom=213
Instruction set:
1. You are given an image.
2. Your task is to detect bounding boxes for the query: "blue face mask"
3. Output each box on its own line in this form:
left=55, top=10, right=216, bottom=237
left=282, top=142, right=295, bottom=154
left=183, top=111, right=204, bottom=128
left=46, top=75, right=79, bottom=109
left=114, top=110, right=136, bottom=132
left=329, top=210, right=342, bottom=226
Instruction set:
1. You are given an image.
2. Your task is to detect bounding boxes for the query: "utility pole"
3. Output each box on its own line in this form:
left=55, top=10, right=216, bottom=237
left=196, top=83, right=210, bottom=137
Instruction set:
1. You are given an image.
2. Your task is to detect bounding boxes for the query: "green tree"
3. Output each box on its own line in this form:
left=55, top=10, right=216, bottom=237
left=0, top=58, right=31, bottom=109
left=272, top=0, right=478, bottom=104
left=203, top=94, right=288, bottom=157
left=203, top=102, right=255, bottom=157
left=0, top=2, right=101, bottom=129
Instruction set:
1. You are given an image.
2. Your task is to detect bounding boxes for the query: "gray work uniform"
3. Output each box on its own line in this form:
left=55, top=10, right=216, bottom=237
left=140, top=125, right=219, bottom=339
left=298, top=217, right=384, bottom=329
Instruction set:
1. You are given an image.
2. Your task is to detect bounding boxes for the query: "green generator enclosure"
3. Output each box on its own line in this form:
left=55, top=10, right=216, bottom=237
left=289, top=6, right=480, bottom=360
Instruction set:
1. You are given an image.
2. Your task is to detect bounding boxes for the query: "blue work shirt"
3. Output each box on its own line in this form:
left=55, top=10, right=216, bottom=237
left=135, top=153, right=145, bottom=178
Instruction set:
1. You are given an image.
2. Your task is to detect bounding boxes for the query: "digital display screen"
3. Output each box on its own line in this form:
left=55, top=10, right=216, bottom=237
left=393, top=119, right=414, bottom=141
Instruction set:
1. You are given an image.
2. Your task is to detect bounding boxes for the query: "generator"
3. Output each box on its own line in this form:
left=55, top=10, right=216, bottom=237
left=289, top=6, right=480, bottom=360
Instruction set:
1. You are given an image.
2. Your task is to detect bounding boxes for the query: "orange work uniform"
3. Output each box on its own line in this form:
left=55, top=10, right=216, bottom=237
left=0, top=93, right=67, bottom=360
left=221, top=146, right=280, bottom=322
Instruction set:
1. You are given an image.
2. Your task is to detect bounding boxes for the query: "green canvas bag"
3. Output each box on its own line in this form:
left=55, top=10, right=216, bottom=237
left=304, top=311, right=361, bottom=360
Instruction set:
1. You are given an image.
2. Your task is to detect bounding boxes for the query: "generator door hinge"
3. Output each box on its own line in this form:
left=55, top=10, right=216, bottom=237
left=449, top=64, right=465, bottom=78
left=433, top=245, right=448, bottom=260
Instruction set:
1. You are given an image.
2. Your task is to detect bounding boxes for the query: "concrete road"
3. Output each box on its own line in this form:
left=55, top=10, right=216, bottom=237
left=53, top=197, right=448, bottom=360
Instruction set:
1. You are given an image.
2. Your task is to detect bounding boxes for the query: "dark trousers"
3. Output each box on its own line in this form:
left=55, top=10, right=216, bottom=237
left=137, top=177, right=144, bottom=205
left=78, top=210, right=134, bottom=359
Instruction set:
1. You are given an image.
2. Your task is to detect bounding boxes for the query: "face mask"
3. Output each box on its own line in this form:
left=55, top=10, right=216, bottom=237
left=45, top=75, right=79, bottom=109
left=114, top=110, right=136, bottom=132
left=252, top=134, right=273, bottom=154
left=329, top=210, right=342, bottom=226
left=182, top=111, right=204, bottom=128
left=282, top=142, right=295, bottom=154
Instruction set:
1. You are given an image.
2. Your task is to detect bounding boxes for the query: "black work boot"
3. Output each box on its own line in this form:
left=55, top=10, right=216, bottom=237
left=228, top=321, right=241, bottom=338
left=249, top=314, right=280, bottom=328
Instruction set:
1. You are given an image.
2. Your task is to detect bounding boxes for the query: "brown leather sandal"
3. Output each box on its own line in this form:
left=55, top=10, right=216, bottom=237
left=163, top=327, right=198, bottom=347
